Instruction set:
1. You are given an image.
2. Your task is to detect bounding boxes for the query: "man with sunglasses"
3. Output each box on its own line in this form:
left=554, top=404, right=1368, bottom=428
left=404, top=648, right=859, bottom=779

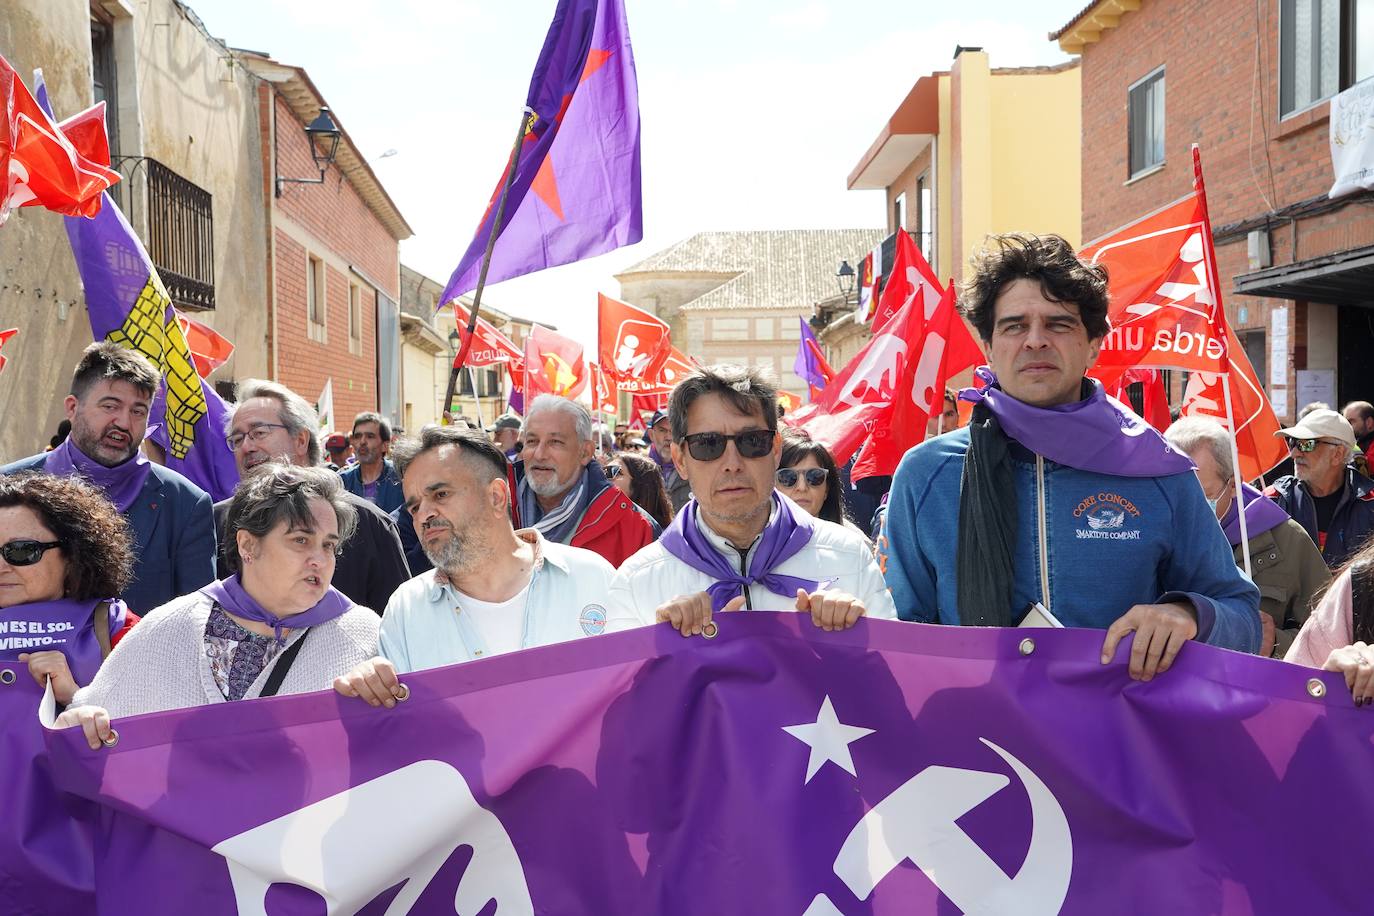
left=607, top=365, right=895, bottom=636
left=1, top=342, right=216, bottom=615
left=1264, top=409, right=1374, bottom=569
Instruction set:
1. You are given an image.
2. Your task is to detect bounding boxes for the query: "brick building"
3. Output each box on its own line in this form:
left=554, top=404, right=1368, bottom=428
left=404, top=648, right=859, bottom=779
left=241, top=53, right=412, bottom=431
left=1056, top=0, right=1374, bottom=420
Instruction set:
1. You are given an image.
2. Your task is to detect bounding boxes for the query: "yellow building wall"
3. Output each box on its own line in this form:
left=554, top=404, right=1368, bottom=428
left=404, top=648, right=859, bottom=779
left=989, top=67, right=1083, bottom=248
left=401, top=341, right=441, bottom=433
left=952, top=51, right=993, bottom=285
left=936, top=75, right=954, bottom=282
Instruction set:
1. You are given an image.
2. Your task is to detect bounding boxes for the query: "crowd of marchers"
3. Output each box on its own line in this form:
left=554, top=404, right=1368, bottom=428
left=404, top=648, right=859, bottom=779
left=5, top=233, right=1374, bottom=752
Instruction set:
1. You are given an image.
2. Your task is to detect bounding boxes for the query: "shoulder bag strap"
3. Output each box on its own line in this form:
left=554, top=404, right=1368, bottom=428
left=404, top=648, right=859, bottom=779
left=260, top=628, right=311, bottom=698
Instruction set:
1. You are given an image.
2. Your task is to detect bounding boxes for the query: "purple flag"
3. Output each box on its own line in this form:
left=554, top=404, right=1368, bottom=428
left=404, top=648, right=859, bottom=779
left=438, top=0, right=642, bottom=306
left=36, top=74, right=240, bottom=501
left=30, top=617, right=1374, bottom=914
left=794, top=317, right=829, bottom=396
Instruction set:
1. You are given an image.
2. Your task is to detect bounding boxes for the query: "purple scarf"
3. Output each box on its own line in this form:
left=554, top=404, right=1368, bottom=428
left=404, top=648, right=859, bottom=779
left=0, top=598, right=126, bottom=687
left=959, top=367, right=1195, bottom=478
left=43, top=437, right=151, bottom=513
left=200, top=575, right=352, bottom=646
left=660, top=493, right=818, bottom=613
left=1220, top=482, right=1292, bottom=547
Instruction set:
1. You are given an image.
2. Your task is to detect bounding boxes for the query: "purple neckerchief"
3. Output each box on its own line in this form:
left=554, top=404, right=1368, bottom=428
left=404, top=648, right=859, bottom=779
left=959, top=367, right=1195, bottom=478
left=1220, top=482, right=1292, bottom=547
left=200, top=575, right=352, bottom=646
left=43, top=437, right=151, bottom=513
left=659, top=493, right=819, bottom=613
left=0, top=598, right=126, bottom=687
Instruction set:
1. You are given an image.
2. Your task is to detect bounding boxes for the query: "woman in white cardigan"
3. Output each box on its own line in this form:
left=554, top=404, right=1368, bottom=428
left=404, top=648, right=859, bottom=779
left=57, top=463, right=381, bottom=749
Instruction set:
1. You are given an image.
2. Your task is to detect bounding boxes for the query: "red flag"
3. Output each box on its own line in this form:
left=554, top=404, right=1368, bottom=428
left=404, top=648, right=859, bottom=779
left=849, top=285, right=984, bottom=480
left=1178, top=325, right=1289, bottom=482
left=776, top=390, right=802, bottom=415
left=631, top=392, right=665, bottom=417
left=1104, top=368, right=1172, bottom=433
left=1081, top=146, right=1283, bottom=478
left=524, top=325, right=588, bottom=399
left=176, top=314, right=235, bottom=378
left=792, top=281, right=981, bottom=469
left=452, top=302, right=524, bottom=368
left=598, top=293, right=671, bottom=386
left=1, top=59, right=119, bottom=223
left=870, top=231, right=943, bottom=334
left=590, top=362, right=619, bottom=414
left=0, top=327, right=17, bottom=374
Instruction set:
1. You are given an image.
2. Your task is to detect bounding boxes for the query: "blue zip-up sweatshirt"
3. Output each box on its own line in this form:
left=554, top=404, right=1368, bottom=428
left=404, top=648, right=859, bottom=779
left=880, top=427, right=1261, bottom=653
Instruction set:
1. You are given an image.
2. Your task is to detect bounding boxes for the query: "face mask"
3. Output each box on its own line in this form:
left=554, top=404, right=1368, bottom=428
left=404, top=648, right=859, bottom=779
left=1206, top=496, right=1221, bottom=515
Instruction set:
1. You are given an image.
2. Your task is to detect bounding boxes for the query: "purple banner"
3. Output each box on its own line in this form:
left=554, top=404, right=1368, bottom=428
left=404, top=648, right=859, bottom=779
left=31, top=617, right=1374, bottom=914
left=0, top=663, right=94, bottom=913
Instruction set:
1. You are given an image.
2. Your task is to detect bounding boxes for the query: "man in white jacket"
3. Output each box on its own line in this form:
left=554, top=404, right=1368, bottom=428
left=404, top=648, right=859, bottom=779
left=607, top=365, right=895, bottom=636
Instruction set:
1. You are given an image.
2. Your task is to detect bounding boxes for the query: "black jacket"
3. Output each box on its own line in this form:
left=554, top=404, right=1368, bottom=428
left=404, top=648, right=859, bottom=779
left=1265, top=468, right=1374, bottom=569
left=214, top=490, right=411, bottom=615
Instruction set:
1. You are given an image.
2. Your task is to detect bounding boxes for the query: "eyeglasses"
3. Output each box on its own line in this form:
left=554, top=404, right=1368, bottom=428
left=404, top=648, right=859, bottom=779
left=606, top=464, right=624, bottom=479
left=681, top=429, right=775, bottom=462
left=1284, top=437, right=1341, bottom=454
left=0, top=539, right=65, bottom=567
left=776, top=467, right=829, bottom=489
left=226, top=424, right=289, bottom=451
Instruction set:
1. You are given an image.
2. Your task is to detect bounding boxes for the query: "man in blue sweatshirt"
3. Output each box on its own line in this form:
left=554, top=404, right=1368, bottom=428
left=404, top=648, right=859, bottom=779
left=880, top=234, right=1260, bottom=679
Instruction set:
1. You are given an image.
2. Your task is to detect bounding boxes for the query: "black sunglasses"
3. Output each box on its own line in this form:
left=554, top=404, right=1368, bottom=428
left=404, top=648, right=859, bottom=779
left=681, top=429, right=775, bottom=462
left=1, top=539, right=65, bottom=567
left=1284, top=437, right=1337, bottom=453
left=776, top=467, right=829, bottom=488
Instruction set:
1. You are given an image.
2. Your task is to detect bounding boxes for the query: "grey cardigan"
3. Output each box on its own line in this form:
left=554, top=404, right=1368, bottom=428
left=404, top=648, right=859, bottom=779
left=71, top=590, right=380, bottom=719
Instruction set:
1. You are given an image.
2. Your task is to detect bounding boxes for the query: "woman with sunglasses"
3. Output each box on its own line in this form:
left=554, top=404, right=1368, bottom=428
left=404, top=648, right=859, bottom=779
left=55, top=464, right=381, bottom=750
left=776, top=431, right=869, bottom=540
left=606, top=452, right=673, bottom=533
left=0, top=473, right=137, bottom=706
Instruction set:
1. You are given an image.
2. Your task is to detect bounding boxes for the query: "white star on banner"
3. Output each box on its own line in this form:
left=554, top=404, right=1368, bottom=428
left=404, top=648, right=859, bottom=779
left=782, top=695, right=875, bottom=784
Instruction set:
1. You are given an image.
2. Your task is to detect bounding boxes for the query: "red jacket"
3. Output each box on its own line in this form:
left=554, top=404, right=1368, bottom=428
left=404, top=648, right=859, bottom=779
left=509, top=461, right=654, bottom=568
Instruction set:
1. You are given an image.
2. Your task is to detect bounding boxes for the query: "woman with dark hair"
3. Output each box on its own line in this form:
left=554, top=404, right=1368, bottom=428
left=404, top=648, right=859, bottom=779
left=607, top=452, right=673, bottom=533
left=0, top=473, right=136, bottom=704
left=1287, top=536, right=1374, bottom=703
left=56, top=464, right=382, bottom=748
left=777, top=431, right=869, bottom=540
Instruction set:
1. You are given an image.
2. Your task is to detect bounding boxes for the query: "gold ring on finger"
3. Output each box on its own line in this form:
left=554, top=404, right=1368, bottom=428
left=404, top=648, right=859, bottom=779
left=701, top=620, right=719, bottom=639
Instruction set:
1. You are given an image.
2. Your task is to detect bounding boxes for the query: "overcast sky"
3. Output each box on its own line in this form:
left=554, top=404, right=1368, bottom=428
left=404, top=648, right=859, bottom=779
left=188, top=0, right=1087, bottom=348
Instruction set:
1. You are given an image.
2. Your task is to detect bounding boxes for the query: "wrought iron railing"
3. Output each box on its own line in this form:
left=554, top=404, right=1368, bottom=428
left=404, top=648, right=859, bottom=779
left=145, top=158, right=215, bottom=310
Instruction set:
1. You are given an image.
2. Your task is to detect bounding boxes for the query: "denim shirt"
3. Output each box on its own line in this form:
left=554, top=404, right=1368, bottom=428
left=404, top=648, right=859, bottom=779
left=379, top=529, right=617, bottom=673
left=880, top=427, right=1261, bottom=653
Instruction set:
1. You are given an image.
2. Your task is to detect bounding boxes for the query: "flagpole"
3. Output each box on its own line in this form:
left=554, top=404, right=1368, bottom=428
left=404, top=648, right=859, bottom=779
left=443, top=107, right=534, bottom=425
left=468, top=366, right=483, bottom=424
left=1221, top=373, right=1253, bottom=577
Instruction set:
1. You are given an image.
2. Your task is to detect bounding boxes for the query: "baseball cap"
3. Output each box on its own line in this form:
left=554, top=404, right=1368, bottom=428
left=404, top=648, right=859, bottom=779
left=1275, top=409, right=1356, bottom=449
left=487, top=414, right=522, bottom=433
left=324, top=433, right=348, bottom=450
left=648, top=409, right=670, bottom=429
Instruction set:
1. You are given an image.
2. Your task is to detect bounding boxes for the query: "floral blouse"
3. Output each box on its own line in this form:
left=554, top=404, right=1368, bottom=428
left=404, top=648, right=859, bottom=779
left=204, top=604, right=284, bottom=701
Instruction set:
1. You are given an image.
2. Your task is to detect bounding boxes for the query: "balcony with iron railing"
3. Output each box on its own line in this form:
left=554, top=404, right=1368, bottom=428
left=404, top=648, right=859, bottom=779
left=111, top=156, right=216, bottom=311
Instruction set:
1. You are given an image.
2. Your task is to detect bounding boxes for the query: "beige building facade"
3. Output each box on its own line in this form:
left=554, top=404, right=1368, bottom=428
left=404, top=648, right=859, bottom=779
left=615, top=230, right=883, bottom=398
left=0, top=0, right=270, bottom=463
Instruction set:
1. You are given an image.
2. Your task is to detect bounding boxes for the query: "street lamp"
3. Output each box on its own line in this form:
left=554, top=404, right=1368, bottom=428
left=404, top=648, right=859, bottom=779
left=276, top=107, right=343, bottom=197
left=836, top=259, right=856, bottom=303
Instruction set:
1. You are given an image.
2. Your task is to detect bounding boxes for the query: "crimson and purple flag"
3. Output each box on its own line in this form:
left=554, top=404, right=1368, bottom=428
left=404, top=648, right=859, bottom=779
left=36, top=73, right=239, bottom=502
left=5, top=617, right=1373, bottom=913
left=794, top=317, right=834, bottom=402
left=437, top=0, right=642, bottom=307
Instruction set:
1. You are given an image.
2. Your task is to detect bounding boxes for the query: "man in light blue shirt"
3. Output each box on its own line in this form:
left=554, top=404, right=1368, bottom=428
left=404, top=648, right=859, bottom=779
left=334, top=426, right=616, bottom=707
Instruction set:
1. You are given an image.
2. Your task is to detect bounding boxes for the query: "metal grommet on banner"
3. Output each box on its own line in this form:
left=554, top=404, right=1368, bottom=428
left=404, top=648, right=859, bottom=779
left=394, top=683, right=410, bottom=702
left=0, top=669, right=15, bottom=685
left=1018, top=638, right=1036, bottom=657
left=101, top=730, right=120, bottom=749
left=1306, top=678, right=1327, bottom=699
left=701, top=620, right=719, bottom=639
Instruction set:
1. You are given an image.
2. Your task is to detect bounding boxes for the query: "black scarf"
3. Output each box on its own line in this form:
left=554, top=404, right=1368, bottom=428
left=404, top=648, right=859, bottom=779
left=956, top=400, right=1018, bottom=627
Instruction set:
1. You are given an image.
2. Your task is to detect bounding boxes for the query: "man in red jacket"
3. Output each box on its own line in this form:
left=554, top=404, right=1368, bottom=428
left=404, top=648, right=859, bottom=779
left=514, top=395, right=655, bottom=567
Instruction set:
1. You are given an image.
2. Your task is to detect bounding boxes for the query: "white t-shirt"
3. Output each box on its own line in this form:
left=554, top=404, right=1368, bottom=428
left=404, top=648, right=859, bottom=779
left=453, top=582, right=531, bottom=658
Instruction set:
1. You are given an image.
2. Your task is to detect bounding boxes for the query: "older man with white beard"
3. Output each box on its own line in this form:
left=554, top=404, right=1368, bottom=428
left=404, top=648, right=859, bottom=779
left=514, top=395, right=654, bottom=568
left=333, top=426, right=617, bottom=705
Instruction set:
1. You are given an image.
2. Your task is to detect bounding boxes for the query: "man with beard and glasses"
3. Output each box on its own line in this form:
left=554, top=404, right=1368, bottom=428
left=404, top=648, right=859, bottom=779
left=514, top=395, right=654, bottom=568
left=218, top=380, right=410, bottom=614
left=880, top=234, right=1260, bottom=679
left=2, top=342, right=215, bottom=614
left=606, top=365, right=895, bottom=637
left=333, top=426, right=617, bottom=706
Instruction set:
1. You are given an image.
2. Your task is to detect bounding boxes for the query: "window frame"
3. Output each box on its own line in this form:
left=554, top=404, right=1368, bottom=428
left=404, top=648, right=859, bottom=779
left=307, top=253, right=327, bottom=343
left=348, top=282, right=362, bottom=354
left=1127, top=65, right=1167, bottom=179
left=1278, top=0, right=1369, bottom=119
